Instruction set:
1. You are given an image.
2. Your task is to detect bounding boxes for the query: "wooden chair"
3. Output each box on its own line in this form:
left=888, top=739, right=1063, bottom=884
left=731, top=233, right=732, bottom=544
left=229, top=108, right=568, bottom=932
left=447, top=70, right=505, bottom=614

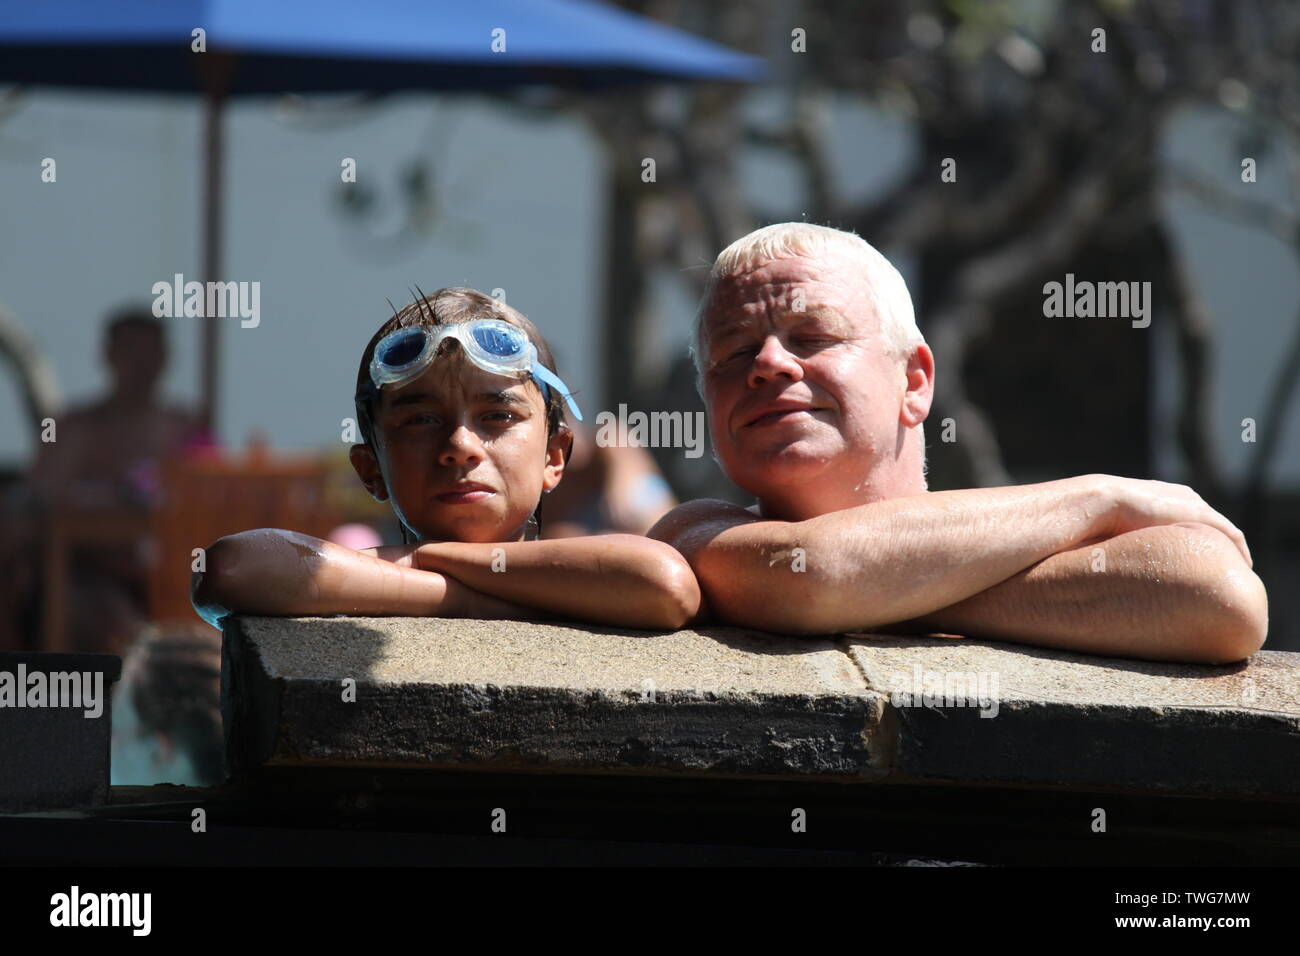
left=148, top=449, right=342, bottom=626
left=39, top=507, right=151, bottom=653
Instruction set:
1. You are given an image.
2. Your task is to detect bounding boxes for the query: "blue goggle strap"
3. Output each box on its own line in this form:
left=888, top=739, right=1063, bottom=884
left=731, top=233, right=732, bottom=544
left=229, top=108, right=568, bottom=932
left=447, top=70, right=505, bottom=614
left=530, top=362, right=583, bottom=422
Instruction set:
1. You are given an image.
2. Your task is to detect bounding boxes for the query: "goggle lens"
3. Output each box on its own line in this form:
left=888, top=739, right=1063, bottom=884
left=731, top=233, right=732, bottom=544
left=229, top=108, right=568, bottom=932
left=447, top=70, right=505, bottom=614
left=379, top=328, right=426, bottom=368
left=472, top=324, right=524, bottom=357
left=365, top=318, right=582, bottom=421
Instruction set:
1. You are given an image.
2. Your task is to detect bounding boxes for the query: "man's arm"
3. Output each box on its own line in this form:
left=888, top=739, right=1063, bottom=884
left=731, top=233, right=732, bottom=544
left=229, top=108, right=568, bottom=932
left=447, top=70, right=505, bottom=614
left=889, top=522, right=1268, bottom=664
left=190, top=529, right=542, bottom=628
left=648, top=475, right=1251, bottom=638
left=410, top=534, right=701, bottom=630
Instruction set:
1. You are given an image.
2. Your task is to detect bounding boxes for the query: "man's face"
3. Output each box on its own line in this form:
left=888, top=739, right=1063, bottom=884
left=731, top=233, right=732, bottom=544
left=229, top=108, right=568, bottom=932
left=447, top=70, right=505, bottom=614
left=352, top=348, right=568, bottom=543
left=106, top=326, right=166, bottom=396
left=698, top=252, right=913, bottom=502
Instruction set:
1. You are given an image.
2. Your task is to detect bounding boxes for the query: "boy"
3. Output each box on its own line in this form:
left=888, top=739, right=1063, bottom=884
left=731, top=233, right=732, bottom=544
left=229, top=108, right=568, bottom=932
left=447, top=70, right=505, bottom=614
left=192, top=289, right=700, bottom=630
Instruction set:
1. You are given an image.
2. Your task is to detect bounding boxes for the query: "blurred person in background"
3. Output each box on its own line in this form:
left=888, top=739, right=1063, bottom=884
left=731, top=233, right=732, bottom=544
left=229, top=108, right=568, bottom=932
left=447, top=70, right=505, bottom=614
left=111, top=621, right=224, bottom=787
left=19, top=307, right=214, bottom=654
left=29, top=306, right=212, bottom=506
left=541, top=422, right=677, bottom=538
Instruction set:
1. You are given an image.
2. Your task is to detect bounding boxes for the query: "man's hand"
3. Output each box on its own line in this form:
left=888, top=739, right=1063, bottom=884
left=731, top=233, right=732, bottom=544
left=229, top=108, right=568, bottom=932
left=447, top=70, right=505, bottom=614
left=1082, top=475, right=1251, bottom=566
left=895, top=521, right=1267, bottom=663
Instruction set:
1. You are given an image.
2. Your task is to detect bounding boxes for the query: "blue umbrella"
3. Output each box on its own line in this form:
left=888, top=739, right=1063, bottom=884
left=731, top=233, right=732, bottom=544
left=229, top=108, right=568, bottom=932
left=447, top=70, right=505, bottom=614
left=0, top=0, right=764, bottom=428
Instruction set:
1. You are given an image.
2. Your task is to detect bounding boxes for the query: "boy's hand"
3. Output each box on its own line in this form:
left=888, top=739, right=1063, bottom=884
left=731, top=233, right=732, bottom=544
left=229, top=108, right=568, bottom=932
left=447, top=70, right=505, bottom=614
left=407, top=536, right=699, bottom=629
left=408, top=541, right=460, bottom=572
left=359, top=543, right=539, bottom=618
left=438, top=571, right=551, bottom=621
left=357, top=544, right=420, bottom=567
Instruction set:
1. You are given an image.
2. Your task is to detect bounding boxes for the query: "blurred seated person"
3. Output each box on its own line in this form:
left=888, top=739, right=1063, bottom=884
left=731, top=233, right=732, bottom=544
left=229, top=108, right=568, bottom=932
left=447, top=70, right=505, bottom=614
left=541, top=421, right=677, bottom=538
left=24, top=307, right=213, bottom=653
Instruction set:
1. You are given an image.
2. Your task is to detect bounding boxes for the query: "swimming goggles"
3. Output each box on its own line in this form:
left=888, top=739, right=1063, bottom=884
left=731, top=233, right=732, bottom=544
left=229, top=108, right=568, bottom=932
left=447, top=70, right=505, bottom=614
left=366, top=319, right=583, bottom=421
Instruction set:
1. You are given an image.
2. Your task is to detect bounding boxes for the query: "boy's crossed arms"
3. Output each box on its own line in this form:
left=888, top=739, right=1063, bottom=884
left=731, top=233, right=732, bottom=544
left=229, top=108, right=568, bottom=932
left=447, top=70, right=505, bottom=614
left=191, top=528, right=701, bottom=631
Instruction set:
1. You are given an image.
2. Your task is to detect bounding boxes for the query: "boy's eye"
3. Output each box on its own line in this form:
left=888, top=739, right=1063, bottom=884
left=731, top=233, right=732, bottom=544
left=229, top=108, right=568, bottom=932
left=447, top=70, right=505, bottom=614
left=402, top=413, right=439, bottom=426
left=484, top=410, right=518, bottom=424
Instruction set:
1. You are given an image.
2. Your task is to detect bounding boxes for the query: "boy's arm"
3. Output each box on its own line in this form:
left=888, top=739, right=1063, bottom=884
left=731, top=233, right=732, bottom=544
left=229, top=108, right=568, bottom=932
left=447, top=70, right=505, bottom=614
left=411, top=534, right=701, bottom=630
left=189, top=528, right=544, bottom=628
left=888, top=522, right=1268, bottom=664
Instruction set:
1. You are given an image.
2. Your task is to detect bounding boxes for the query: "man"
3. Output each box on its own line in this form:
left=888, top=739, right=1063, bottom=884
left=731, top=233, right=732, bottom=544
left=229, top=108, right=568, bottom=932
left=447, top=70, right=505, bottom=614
left=649, top=222, right=1267, bottom=664
left=30, top=308, right=210, bottom=509
left=25, top=308, right=210, bottom=653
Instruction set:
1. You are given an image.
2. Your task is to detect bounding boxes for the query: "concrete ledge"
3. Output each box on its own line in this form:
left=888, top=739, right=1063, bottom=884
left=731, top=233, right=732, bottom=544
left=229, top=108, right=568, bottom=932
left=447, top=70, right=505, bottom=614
left=0, top=652, right=121, bottom=812
left=846, top=637, right=1300, bottom=797
left=222, top=616, right=884, bottom=779
left=222, top=616, right=1300, bottom=799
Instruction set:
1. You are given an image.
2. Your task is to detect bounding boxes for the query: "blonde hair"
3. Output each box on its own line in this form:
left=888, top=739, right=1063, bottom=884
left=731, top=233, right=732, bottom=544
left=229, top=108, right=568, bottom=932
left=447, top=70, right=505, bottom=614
left=690, top=222, right=926, bottom=394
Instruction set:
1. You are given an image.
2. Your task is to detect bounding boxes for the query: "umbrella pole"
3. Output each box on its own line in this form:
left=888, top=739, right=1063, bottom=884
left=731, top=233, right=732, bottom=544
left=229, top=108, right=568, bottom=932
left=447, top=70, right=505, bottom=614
left=199, top=54, right=233, bottom=437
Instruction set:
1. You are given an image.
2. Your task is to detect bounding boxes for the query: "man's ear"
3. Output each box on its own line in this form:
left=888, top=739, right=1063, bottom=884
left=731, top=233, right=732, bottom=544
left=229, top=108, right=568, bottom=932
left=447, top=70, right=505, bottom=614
left=900, top=343, right=935, bottom=428
left=542, top=425, right=574, bottom=492
left=349, top=443, right=389, bottom=502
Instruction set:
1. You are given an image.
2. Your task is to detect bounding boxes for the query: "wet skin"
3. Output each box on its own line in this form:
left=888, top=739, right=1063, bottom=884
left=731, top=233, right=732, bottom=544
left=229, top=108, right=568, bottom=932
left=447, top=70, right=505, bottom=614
left=699, top=250, right=933, bottom=520
left=350, top=348, right=571, bottom=543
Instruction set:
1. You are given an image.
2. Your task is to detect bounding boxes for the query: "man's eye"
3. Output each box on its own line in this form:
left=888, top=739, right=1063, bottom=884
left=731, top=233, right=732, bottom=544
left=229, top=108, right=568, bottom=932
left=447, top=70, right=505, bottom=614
left=484, top=411, right=518, bottom=424
left=723, top=346, right=755, bottom=363
left=403, top=413, right=438, bottom=426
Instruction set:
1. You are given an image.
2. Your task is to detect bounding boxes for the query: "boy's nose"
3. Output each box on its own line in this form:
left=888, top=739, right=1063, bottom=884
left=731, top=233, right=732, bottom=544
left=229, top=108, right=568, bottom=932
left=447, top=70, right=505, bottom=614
left=437, top=424, right=483, bottom=465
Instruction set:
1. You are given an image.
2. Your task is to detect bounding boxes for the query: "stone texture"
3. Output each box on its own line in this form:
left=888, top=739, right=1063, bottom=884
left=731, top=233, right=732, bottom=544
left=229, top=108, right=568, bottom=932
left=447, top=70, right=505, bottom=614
left=0, top=652, right=121, bottom=812
left=222, top=615, right=886, bottom=779
left=845, top=635, right=1300, bottom=797
left=221, top=615, right=1300, bottom=799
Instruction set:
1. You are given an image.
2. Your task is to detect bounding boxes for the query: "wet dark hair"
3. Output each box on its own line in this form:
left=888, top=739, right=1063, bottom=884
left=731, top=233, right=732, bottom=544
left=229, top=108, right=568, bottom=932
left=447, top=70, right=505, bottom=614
left=354, top=286, right=567, bottom=450
left=353, top=286, right=573, bottom=541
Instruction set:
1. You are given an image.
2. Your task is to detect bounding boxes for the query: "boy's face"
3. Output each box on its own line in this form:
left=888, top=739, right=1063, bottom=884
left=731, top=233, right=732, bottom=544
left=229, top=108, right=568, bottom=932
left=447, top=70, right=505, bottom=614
left=350, top=348, right=571, bottom=543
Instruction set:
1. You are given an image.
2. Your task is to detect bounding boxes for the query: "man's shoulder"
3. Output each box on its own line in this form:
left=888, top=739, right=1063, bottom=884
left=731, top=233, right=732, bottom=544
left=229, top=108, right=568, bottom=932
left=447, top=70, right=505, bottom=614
left=58, top=400, right=104, bottom=425
left=653, top=497, right=762, bottom=524
left=647, top=497, right=767, bottom=548
left=156, top=404, right=202, bottom=429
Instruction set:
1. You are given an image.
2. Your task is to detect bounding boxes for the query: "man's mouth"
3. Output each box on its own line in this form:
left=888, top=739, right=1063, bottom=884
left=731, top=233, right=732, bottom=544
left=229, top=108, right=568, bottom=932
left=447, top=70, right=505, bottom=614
left=743, top=403, right=821, bottom=428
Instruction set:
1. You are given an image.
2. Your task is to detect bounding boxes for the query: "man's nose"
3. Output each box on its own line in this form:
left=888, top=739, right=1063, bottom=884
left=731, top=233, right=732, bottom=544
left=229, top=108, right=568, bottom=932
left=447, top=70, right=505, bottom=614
left=747, top=334, right=802, bottom=387
left=437, top=423, right=484, bottom=466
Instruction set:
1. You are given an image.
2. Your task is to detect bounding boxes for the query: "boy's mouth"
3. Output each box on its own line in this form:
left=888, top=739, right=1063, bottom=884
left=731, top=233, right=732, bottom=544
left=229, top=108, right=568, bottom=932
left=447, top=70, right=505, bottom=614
left=436, top=480, right=496, bottom=504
